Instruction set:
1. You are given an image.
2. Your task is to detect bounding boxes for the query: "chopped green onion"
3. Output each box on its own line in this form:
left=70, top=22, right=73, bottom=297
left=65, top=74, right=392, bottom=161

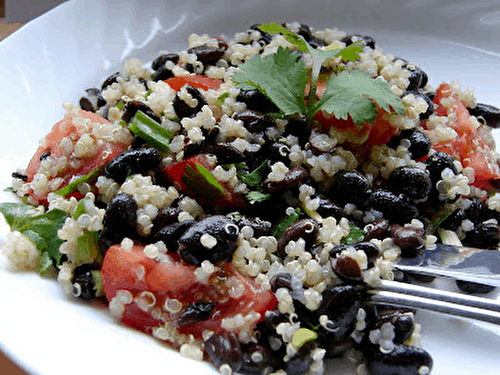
left=74, top=231, right=103, bottom=266
left=54, top=166, right=103, bottom=197
left=128, top=110, right=172, bottom=152
left=292, top=327, right=318, bottom=348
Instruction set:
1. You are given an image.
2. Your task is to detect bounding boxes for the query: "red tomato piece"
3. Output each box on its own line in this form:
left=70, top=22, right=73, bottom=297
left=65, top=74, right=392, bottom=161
left=24, top=109, right=131, bottom=205
left=101, top=243, right=277, bottom=347
left=165, top=75, right=223, bottom=91
left=162, top=154, right=247, bottom=208
left=431, top=83, right=500, bottom=190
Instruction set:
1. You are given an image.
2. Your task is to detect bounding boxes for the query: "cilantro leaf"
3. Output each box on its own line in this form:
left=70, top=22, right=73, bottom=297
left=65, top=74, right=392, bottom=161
left=238, top=160, right=269, bottom=187
left=316, top=69, right=406, bottom=124
left=246, top=191, right=272, bottom=204
left=0, top=202, right=67, bottom=272
left=181, top=163, right=227, bottom=201
left=341, top=224, right=366, bottom=245
left=258, top=22, right=309, bottom=52
left=232, top=46, right=308, bottom=116
left=272, top=208, right=301, bottom=239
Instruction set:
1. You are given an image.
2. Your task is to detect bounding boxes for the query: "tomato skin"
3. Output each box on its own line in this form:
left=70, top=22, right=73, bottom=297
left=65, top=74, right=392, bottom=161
left=165, top=75, right=223, bottom=91
left=101, top=243, right=277, bottom=346
left=24, top=110, right=131, bottom=204
left=430, top=83, right=500, bottom=190
left=162, top=154, right=247, bottom=208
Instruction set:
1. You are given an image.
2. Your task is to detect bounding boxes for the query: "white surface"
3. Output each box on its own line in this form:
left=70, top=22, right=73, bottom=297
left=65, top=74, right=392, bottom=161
left=1, top=0, right=500, bottom=374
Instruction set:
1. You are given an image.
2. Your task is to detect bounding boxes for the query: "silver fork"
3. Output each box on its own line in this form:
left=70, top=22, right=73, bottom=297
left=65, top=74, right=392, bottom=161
left=367, top=244, right=500, bottom=324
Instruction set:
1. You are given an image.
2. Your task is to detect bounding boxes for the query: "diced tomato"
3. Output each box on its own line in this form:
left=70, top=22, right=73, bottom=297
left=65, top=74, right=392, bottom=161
left=165, top=75, right=223, bottom=91
left=24, top=110, right=131, bottom=205
left=315, top=108, right=397, bottom=146
left=101, top=243, right=277, bottom=347
left=162, top=154, right=247, bottom=208
left=429, top=83, right=500, bottom=190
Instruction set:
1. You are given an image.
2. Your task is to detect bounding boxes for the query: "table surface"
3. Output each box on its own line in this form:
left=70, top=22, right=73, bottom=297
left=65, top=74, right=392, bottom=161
left=0, top=17, right=29, bottom=375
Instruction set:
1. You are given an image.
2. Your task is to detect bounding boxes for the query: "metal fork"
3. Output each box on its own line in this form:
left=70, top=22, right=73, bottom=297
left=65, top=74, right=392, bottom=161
left=367, top=244, right=500, bottom=324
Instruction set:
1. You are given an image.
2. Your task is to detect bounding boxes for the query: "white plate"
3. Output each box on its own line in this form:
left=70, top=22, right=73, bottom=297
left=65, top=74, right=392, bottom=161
left=1, top=1, right=500, bottom=374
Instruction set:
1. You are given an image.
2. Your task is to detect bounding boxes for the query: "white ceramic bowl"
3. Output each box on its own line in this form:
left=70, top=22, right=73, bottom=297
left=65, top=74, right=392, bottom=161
left=1, top=1, right=500, bottom=374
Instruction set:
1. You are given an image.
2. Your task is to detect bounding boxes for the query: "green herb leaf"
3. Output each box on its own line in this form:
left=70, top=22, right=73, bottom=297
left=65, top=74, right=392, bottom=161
left=246, top=191, right=272, bottom=204
left=232, top=46, right=308, bottom=116
left=238, top=160, right=269, bottom=187
left=217, top=92, right=230, bottom=107
left=341, top=224, right=366, bottom=245
left=316, top=69, right=406, bottom=124
left=181, top=163, right=227, bottom=201
left=272, top=208, right=301, bottom=239
left=38, top=252, right=54, bottom=275
left=0, top=202, right=67, bottom=270
left=258, top=22, right=309, bottom=53
left=292, top=327, right=318, bottom=348
left=55, top=166, right=104, bottom=198
left=128, top=110, right=171, bottom=152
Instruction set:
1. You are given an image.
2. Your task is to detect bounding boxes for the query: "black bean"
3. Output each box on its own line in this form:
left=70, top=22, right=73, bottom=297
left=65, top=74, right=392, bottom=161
left=367, top=189, right=419, bottom=224
left=121, top=100, right=161, bottom=124
left=71, top=264, right=98, bottom=300
left=173, top=85, right=206, bottom=119
left=332, top=255, right=363, bottom=283
left=232, top=215, right=272, bottom=237
left=270, top=272, right=294, bottom=292
left=406, top=64, right=428, bottom=91
left=463, top=222, right=500, bottom=249
left=277, top=218, right=318, bottom=257
left=329, top=170, right=371, bottom=207
left=388, top=166, right=432, bottom=200
left=178, top=215, right=239, bottom=265
left=354, top=242, right=381, bottom=265
left=285, top=116, right=310, bottom=146
left=11, top=172, right=28, bottom=182
left=267, top=142, right=291, bottom=164
left=188, top=42, right=226, bottom=66
left=214, top=142, right=246, bottom=164
left=177, top=301, right=215, bottom=326
left=204, top=333, right=243, bottom=372
left=151, top=207, right=181, bottom=236
left=151, top=53, right=180, bottom=71
left=101, top=71, right=120, bottom=90
left=236, top=89, right=279, bottom=113
left=425, top=151, right=457, bottom=184
left=233, top=110, right=275, bottom=133
left=342, top=34, right=375, bottom=49
left=284, top=342, right=314, bottom=375
left=308, top=37, right=326, bottom=49
left=99, top=193, right=138, bottom=252
left=469, top=103, right=500, bottom=128
left=388, top=129, right=431, bottom=160
left=264, top=167, right=310, bottom=193
left=240, top=343, right=282, bottom=374
left=152, top=220, right=195, bottom=251
left=294, top=23, right=313, bottom=41
left=39, top=150, right=51, bottom=161
left=440, top=208, right=466, bottom=231
left=455, top=279, right=496, bottom=294
left=366, top=344, right=433, bottom=375
left=104, top=148, right=161, bottom=183
left=316, top=196, right=344, bottom=220
left=389, top=224, right=425, bottom=258
left=364, top=218, right=390, bottom=241
left=250, top=24, right=273, bottom=45
left=151, top=66, right=174, bottom=82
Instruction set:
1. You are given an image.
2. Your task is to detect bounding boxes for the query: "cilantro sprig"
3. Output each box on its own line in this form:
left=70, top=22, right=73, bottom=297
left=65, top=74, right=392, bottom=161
left=232, top=22, right=406, bottom=125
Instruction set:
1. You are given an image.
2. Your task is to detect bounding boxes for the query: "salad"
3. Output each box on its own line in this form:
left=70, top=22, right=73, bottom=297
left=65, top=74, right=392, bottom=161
left=1, top=22, right=500, bottom=375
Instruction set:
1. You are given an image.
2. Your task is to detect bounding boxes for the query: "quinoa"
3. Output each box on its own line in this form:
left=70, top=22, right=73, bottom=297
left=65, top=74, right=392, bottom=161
left=1, top=22, right=500, bottom=375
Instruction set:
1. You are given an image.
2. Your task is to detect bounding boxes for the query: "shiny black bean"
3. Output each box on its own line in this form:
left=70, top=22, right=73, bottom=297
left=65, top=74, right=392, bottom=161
left=389, top=224, right=425, bottom=258
left=426, top=151, right=458, bottom=184
left=294, top=23, right=313, bottom=41
left=233, top=110, right=275, bottom=133
left=463, top=222, right=500, bottom=249
left=105, top=148, right=161, bottom=183
left=469, top=103, right=500, bottom=128
left=332, top=254, right=363, bottom=283
left=240, top=343, right=282, bottom=374
left=406, top=64, right=428, bottom=91
left=236, top=89, right=278, bottom=113
left=121, top=100, right=161, bottom=124
left=364, top=218, right=390, bottom=240
left=214, top=142, right=246, bottom=164
left=270, top=272, right=294, bottom=292
left=329, top=170, right=371, bottom=207
left=316, top=196, right=344, bottom=220
left=99, top=193, right=138, bottom=252
left=232, top=215, right=272, bottom=237
left=152, top=220, right=195, bottom=251
left=388, top=166, right=432, bottom=200
left=178, top=215, right=239, bottom=265
left=173, top=85, right=206, bottom=119
left=366, top=344, right=433, bottom=375
left=266, top=142, right=291, bottom=164
left=177, top=301, right=215, bottom=326
left=188, top=42, right=226, bottom=66
left=11, top=172, right=28, bottom=182
left=101, top=71, right=120, bottom=90
left=71, top=264, right=98, bottom=300
left=342, top=34, right=375, bottom=49
left=151, top=53, right=180, bottom=71
left=277, top=218, right=318, bottom=257
left=264, top=167, right=310, bottom=193
left=380, top=311, right=416, bottom=344
left=285, top=116, right=310, bottom=146
left=388, top=129, right=432, bottom=160
left=367, top=189, right=419, bottom=224
left=151, top=207, right=181, bottom=235
left=250, top=24, right=273, bottom=44
left=204, top=333, right=243, bottom=372
left=308, top=37, right=326, bottom=49
left=284, top=342, right=314, bottom=375
left=151, top=66, right=174, bottom=82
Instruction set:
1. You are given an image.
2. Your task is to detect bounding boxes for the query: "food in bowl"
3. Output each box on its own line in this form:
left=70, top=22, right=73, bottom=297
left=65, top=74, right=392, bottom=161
left=2, top=22, right=500, bottom=375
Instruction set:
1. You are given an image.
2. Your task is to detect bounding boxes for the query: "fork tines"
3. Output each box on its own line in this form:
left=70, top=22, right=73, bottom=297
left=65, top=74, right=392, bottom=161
left=369, top=280, right=500, bottom=325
